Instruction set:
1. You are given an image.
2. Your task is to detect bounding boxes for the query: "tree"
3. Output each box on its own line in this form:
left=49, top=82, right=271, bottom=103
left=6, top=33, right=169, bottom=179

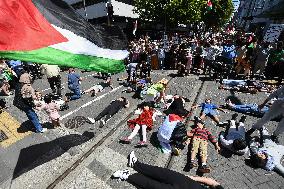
left=133, top=0, right=234, bottom=28
left=202, top=0, right=234, bottom=28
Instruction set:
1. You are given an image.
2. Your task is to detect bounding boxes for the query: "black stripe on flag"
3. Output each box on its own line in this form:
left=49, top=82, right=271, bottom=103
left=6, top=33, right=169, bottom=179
left=32, top=0, right=127, bottom=50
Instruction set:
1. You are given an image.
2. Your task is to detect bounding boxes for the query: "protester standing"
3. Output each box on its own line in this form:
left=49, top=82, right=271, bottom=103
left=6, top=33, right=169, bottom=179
left=41, top=64, right=61, bottom=96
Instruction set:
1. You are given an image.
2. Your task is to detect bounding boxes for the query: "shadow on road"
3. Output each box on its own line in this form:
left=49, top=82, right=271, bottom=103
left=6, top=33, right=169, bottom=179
left=12, top=132, right=94, bottom=179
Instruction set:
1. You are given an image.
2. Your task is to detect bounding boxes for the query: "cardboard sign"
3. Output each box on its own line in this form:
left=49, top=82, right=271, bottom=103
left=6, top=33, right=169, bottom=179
left=264, top=24, right=284, bottom=42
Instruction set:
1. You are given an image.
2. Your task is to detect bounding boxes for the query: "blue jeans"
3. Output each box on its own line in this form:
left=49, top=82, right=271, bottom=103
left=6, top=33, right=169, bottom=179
left=70, top=87, right=81, bottom=100
left=232, top=104, right=269, bottom=116
left=222, top=79, right=246, bottom=87
left=24, top=108, right=43, bottom=132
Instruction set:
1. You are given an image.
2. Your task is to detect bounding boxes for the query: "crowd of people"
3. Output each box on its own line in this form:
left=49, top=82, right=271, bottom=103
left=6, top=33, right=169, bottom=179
left=0, top=28, right=284, bottom=189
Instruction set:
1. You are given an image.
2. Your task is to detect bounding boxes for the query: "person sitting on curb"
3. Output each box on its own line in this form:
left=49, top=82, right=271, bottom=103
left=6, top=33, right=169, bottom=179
left=186, top=116, right=220, bottom=173
left=87, top=97, right=129, bottom=128
left=219, top=114, right=248, bottom=155
left=112, top=151, right=225, bottom=189
left=192, top=98, right=226, bottom=126
left=82, top=76, right=113, bottom=97
left=120, top=102, right=155, bottom=147
left=248, top=127, right=284, bottom=177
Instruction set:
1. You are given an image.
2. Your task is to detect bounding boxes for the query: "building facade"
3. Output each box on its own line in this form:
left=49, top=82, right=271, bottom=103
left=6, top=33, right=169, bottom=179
left=63, top=0, right=138, bottom=26
left=237, top=0, right=284, bottom=33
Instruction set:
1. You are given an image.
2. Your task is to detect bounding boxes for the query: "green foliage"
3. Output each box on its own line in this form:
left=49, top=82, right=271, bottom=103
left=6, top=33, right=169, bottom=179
left=133, top=0, right=234, bottom=28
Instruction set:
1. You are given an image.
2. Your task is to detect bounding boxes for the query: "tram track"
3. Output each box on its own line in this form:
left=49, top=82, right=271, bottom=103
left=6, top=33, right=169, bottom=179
left=47, top=77, right=175, bottom=189
left=165, top=77, right=206, bottom=169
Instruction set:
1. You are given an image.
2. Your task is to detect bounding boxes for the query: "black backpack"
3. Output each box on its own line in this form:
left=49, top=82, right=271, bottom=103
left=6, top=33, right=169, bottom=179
left=170, top=122, right=188, bottom=150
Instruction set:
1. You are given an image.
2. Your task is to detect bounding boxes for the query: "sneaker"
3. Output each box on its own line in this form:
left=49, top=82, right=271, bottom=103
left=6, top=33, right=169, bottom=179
left=120, top=138, right=131, bottom=144
left=172, top=147, right=180, bottom=156
left=91, top=92, right=96, bottom=97
left=128, top=151, right=137, bottom=167
left=188, top=161, right=198, bottom=169
left=198, top=164, right=211, bottom=173
left=135, top=141, right=148, bottom=148
left=99, top=119, right=106, bottom=128
left=239, top=115, right=247, bottom=123
left=231, top=113, right=238, bottom=120
left=112, top=169, right=130, bottom=180
left=81, top=91, right=85, bottom=95
left=87, top=117, right=96, bottom=124
left=39, top=128, right=47, bottom=133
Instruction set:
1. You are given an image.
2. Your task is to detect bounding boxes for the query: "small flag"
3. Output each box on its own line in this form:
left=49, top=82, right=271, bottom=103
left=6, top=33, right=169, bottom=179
left=133, top=20, right=138, bottom=36
left=207, top=0, right=213, bottom=10
left=0, top=0, right=128, bottom=73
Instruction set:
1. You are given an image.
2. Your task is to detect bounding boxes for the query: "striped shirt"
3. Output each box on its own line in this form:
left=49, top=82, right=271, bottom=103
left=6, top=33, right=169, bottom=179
left=190, top=127, right=217, bottom=144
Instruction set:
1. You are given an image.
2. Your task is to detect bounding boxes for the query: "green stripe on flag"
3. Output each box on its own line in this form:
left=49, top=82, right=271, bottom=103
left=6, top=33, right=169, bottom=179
left=0, top=47, right=125, bottom=73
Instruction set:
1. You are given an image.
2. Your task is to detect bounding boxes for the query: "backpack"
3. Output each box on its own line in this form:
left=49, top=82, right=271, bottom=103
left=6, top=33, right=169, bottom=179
left=170, top=122, right=188, bottom=150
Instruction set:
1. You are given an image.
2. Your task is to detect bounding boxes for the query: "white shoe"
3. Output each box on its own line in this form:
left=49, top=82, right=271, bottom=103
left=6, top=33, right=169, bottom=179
left=128, top=151, right=137, bottom=168
left=99, top=119, right=106, bottom=128
left=112, top=170, right=130, bottom=180
left=87, top=117, right=96, bottom=124
left=40, top=128, right=47, bottom=133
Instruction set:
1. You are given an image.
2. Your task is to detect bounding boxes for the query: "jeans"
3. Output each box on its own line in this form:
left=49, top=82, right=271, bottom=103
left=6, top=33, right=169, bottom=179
left=222, top=79, right=246, bottom=87
left=69, top=87, right=81, bottom=100
left=232, top=104, right=269, bottom=115
left=24, top=108, right=43, bottom=132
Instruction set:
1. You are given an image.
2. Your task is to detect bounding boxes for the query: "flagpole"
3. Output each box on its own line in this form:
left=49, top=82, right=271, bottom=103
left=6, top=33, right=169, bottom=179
left=83, top=0, right=88, bottom=21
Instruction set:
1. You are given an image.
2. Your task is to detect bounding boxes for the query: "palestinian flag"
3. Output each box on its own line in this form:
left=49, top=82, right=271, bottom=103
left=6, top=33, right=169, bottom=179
left=0, top=0, right=128, bottom=73
left=207, top=0, right=213, bottom=11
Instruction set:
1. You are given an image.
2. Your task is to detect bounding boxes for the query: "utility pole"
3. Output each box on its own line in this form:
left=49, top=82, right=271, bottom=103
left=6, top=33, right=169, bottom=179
left=82, top=0, right=88, bottom=21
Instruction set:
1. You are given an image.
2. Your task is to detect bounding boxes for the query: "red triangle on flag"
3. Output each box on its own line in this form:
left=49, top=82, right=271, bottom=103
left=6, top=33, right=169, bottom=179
left=0, top=0, right=67, bottom=51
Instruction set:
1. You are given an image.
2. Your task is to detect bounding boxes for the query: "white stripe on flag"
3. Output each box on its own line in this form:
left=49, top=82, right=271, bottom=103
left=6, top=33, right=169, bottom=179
left=50, top=25, right=129, bottom=60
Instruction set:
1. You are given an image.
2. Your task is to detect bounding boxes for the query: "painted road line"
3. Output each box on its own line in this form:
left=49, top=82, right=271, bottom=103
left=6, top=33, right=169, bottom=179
left=0, top=111, right=31, bottom=148
left=60, top=86, right=123, bottom=120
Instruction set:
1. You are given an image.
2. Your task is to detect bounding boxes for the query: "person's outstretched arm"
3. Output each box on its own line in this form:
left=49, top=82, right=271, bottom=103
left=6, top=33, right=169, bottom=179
left=188, top=176, right=221, bottom=187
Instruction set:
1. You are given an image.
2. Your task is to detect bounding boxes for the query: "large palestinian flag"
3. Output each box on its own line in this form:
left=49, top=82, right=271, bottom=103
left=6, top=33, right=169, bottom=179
left=0, top=0, right=128, bottom=73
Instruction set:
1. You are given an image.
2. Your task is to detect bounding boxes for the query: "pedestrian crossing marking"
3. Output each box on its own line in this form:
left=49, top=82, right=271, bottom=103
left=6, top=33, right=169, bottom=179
left=0, top=111, right=31, bottom=148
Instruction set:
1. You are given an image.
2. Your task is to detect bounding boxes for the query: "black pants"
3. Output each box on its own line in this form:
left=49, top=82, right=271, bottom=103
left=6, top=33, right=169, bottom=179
left=127, top=161, right=203, bottom=189
left=48, top=75, right=61, bottom=95
left=95, top=105, right=118, bottom=121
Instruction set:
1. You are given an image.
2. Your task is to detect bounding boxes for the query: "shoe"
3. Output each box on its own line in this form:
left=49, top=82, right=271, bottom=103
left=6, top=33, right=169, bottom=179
left=120, top=138, right=131, bottom=144
left=87, top=117, right=96, bottom=124
left=91, top=92, right=96, bottom=97
left=239, top=115, right=247, bottom=123
left=135, top=141, right=148, bottom=148
left=99, top=119, right=106, bottom=128
left=112, top=169, right=130, bottom=180
left=39, top=128, right=47, bottom=133
left=188, top=161, right=198, bottom=169
left=198, top=164, right=211, bottom=173
left=81, top=91, right=85, bottom=95
left=271, top=135, right=279, bottom=144
left=128, top=151, right=137, bottom=167
left=172, top=147, right=180, bottom=156
left=232, top=113, right=238, bottom=120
